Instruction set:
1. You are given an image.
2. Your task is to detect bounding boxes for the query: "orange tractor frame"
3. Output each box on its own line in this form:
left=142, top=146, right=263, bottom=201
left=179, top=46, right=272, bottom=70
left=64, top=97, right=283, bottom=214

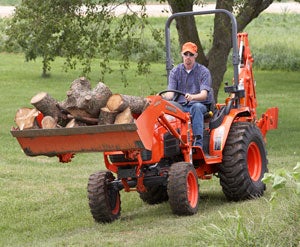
left=11, top=10, right=278, bottom=223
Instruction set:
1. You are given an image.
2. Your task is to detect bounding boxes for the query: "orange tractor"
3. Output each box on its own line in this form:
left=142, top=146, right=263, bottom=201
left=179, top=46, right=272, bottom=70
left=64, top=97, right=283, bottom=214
left=11, top=10, right=278, bottom=223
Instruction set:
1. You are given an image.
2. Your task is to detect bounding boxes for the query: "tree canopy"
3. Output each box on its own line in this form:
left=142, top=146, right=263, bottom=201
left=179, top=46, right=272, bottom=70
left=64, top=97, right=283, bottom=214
left=6, top=0, right=162, bottom=82
left=6, top=0, right=280, bottom=99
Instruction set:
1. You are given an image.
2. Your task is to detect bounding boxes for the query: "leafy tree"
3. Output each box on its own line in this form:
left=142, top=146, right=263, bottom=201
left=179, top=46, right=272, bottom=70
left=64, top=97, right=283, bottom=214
left=6, top=0, right=160, bottom=80
left=6, top=0, right=290, bottom=99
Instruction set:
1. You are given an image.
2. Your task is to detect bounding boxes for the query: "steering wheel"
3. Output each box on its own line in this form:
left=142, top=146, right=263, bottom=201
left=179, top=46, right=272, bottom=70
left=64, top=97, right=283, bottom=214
left=158, top=89, right=188, bottom=106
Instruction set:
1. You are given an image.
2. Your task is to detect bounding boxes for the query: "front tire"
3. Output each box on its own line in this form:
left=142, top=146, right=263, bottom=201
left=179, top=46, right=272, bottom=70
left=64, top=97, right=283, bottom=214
left=168, top=162, right=199, bottom=215
left=87, top=171, right=121, bottom=223
left=219, top=122, right=268, bottom=201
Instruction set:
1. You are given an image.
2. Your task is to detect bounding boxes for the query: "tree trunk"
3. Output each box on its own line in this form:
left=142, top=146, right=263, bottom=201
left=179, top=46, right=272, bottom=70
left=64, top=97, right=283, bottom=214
left=236, top=0, right=274, bottom=31
left=208, top=1, right=234, bottom=101
left=167, top=0, right=208, bottom=66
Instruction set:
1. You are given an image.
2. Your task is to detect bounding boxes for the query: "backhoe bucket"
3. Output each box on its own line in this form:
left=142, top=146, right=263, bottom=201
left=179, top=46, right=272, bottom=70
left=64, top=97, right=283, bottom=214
left=11, top=124, right=144, bottom=157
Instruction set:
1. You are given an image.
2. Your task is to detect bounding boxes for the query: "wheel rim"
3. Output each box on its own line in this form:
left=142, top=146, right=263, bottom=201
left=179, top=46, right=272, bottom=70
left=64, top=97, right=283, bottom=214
left=107, top=176, right=120, bottom=216
left=247, top=141, right=262, bottom=181
left=187, top=171, right=198, bottom=208
left=110, top=192, right=120, bottom=215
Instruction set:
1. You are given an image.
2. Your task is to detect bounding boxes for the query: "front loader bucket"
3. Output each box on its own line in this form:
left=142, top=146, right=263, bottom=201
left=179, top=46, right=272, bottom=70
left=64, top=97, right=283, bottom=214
left=11, top=124, right=144, bottom=157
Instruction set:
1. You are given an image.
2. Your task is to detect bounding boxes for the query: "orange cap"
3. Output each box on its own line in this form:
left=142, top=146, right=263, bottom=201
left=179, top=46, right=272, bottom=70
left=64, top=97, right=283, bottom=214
left=181, top=42, right=198, bottom=54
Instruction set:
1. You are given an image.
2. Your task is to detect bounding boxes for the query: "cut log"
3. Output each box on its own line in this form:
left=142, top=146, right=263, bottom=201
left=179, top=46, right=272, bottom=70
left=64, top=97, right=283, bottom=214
left=66, top=119, right=77, bottom=128
left=98, top=107, right=118, bottom=125
left=65, top=118, right=87, bottom=127
left=107, top=94, right=149, bottom=115
left=67, top=114, right=98, bottom=125
left=16, top=77, right=149, bottom=131
left=106, top=94, right=129, bottom=113
left=59, top=77, right=112, bottom=118
left=68, top=76, right=91, bottom=92
left=31, top=92, right=68, bottom=126
left=41, top=116, right=57, bottom=129
left=114, top=107, right=134, bottom=124
left=14, top=107, right=39, bottom=130
left=122, top=94, right=149, bottom=114
left=93, top=81, right=113, bottom=102
left=61, top=77, right=91, bottom=116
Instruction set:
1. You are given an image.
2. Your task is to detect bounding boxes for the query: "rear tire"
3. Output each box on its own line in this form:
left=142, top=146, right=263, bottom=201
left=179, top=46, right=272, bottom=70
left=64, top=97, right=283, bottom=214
left=168, top=162, right=199, bottom=215
left=139, top=185, right=169, bottom=205
left=219, top=122, right=268, bottom=201
left=87, top=171, right=121, bottom=223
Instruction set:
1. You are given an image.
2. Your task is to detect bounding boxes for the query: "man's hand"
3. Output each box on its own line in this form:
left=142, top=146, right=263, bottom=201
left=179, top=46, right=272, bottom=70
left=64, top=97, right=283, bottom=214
left=185, top=90, right=208, bottom=102
left=162, top=92, right=174, bottom=100
left=185, top=93, right=193, bottom=101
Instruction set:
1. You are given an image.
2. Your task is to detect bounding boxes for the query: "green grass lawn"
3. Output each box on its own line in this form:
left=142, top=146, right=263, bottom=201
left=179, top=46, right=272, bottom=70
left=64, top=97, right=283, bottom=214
left=0, top=52, right=299, bottom=246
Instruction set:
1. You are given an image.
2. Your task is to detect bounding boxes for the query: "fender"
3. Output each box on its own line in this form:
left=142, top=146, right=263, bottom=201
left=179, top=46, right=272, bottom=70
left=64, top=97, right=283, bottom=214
left=209, top=107, right=251, bottom=156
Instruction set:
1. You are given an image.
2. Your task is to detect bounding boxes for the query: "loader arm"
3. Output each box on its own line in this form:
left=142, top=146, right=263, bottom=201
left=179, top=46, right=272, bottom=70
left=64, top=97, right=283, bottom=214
left=136, top=96, right=190, bottom=150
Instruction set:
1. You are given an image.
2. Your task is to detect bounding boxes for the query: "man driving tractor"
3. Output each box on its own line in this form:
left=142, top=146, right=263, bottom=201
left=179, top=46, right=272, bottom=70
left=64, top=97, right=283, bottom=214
left=164, top=42, right=214, bottom=147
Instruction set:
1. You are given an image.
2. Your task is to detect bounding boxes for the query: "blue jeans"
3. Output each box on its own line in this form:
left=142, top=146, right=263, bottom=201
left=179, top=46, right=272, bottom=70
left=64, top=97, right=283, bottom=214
left=181, top=102, right=207, bottom=147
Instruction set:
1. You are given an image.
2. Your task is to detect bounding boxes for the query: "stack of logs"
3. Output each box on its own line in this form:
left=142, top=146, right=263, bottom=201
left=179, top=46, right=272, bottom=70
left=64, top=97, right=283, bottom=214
left=14, top=77, right=149, bottom=130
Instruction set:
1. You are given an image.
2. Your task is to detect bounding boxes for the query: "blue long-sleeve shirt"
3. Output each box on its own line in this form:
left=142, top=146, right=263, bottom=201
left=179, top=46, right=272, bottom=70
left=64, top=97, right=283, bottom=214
left=168, top=63, right=214, bottom=105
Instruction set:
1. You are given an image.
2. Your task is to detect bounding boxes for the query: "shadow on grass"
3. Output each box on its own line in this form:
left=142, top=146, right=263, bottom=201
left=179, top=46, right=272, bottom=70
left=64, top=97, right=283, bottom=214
left=119, top=189, right=228, bottom=223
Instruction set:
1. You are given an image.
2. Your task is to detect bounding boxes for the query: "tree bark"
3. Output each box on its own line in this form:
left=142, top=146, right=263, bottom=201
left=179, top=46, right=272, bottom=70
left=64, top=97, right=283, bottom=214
left=98, top=107, right=118, bottom=125
left=208, top=1, right=233, bottom=101
left=107, top=94, right=149, bottom=115
left=67, top=114, right=98, bottom=125
left=167, top=0, right=208, bottom=66
left=122, top=94, right=150, bottom=114
left=236, top=0, right=274, bottom=31
left=59, top=77, right=112, bottom=118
